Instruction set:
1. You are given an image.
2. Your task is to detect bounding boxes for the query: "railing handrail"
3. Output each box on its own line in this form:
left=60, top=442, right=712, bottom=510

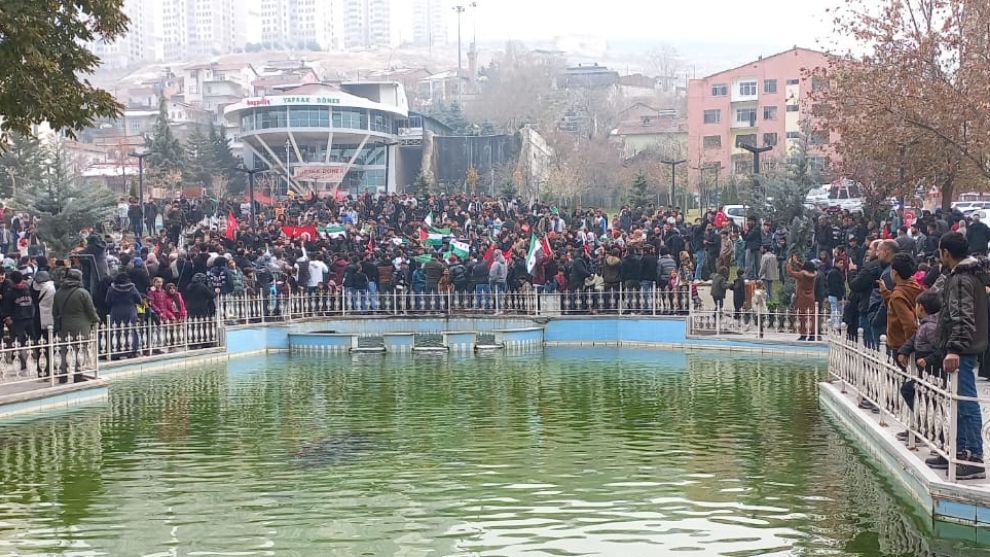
left=823, top=324, right=990, bottom=484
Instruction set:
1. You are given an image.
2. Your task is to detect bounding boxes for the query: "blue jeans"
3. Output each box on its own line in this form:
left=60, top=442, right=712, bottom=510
left=641, top=281, right=655, bottom=309
left=746, top=249, right=760, bottom=279
left=956, top=355, right=984, bottom=458
left=368, top=281, right=378, bottom=310
left=474, top=283, right=491, bottom=309
left=859, top=315, right=878, bottom=349
left=694, top=250, right=706, bottom=280
left=827, top=296, right=842, bottom=327
left=763, top=279, right=774, bottom=300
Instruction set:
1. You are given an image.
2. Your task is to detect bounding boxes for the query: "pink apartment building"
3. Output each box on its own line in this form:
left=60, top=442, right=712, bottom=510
left=687, top=47, right=835, bottom=191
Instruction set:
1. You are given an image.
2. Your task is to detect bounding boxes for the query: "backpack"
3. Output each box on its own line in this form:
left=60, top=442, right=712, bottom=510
left=296, top=259, right=311, bottom=287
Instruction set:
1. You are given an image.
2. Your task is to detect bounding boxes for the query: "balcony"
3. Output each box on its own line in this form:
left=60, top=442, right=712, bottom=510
left=730, top=79, right=759, bottom=103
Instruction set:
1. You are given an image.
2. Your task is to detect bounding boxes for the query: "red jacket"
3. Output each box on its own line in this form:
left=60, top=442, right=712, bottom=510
left=148, top=288, right=187, bottom=321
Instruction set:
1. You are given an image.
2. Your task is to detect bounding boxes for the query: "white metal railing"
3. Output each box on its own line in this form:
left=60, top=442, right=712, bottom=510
left=102, top=316, right=222, bottom=360
left=0, top=330, right=99, bottom=390
left=688, top=308, right=836, bottom=340
left=219, top=285, right=698, bottom=323
left=826, top=325, right=990, bottom=483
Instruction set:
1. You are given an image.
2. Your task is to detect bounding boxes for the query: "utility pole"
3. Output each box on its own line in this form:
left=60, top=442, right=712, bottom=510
left=232, top=167, right=261, bottom=233
left=284, top=139, right=292, bottom=197
left=661, top=159, right=686, bottom=208
left=128, top=151, right=151, bottom=238
left=453, top=5, right=466, bottom=74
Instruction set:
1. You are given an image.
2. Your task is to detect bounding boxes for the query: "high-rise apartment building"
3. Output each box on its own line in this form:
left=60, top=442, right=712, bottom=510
left=90, top=0, right=157, bottom=69
left=412, top=0, right=446, bottom=47
left=162, top=0, right=246, bottom=61
left=686, top=47, right=835, bottom=187
left=342, top=0, right=396, bottom=50
left=261, top=0, right=336, bottom=50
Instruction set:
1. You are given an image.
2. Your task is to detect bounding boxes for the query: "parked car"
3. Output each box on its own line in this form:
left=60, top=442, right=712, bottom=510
left=818, top=180, right=864, bottom=214
left=722, top=205, right=749, bottom=228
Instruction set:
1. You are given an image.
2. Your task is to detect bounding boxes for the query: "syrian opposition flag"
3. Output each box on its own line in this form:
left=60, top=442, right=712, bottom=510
left=526, top=233, right=553, bottom=274
left=321, top=225, right=345, bottom=239
left=424, top=211, right=434, bottom=228
left=419, top=227, right=444, bottom=247
left=449, top=239, right=470, bottom=259
left=225, top=212, right=238, bottom=241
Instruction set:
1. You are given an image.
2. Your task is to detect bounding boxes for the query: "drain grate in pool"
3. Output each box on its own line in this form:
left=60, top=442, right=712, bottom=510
left=357, top=336, right=385, bottom=349
left=414, top=333, right=444, bottom=348
left=476, top=333, right=496, bottom=345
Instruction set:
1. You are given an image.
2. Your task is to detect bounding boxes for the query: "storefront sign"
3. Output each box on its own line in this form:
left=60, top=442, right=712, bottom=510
left=294, top=165, right=348, bottom=182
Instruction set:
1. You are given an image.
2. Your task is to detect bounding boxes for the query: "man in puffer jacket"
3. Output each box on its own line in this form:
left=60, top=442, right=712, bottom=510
left=925, top=232, right=989, bottom=479
left=3, top=271, right=35, bottom=347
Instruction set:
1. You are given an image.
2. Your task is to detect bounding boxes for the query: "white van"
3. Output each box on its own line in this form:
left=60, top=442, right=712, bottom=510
left=818, top=179, right=864, bottom=213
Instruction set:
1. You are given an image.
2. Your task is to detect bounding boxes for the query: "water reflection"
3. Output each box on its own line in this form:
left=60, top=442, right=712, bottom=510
left=0, top=351, right=985, bottom=556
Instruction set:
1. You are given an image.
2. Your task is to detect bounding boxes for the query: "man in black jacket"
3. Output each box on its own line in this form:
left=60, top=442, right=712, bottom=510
left=924, top=232, right=988, bottom=479
left=744, top=217, right=762, bottom=279
left=967, top=212, right=990, bottom=256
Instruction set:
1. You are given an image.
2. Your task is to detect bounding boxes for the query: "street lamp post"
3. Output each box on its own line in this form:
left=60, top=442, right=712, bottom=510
left=661, top=159, right=686, bottom=208
left=128, top=151, right=151, bottom=239
left=232, top=167, right=260, bottom=233
left=453, top=5, right=466, bottom=74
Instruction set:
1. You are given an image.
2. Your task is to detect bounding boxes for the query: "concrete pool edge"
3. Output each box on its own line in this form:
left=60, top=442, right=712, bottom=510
left=0, top=316, right=826, bottom=419
left=820, top=380, right=990, bottom=532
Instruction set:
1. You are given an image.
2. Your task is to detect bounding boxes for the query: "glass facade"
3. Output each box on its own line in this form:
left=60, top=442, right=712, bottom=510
left=288, top=107, right=330, bottom=128
left=239, top=106, right=398, bottom=133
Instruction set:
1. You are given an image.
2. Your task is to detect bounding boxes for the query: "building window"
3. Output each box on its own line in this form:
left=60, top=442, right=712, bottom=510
left=733, top=158, right=751, bottom=175
left=703, top=109, right=721, bottom=124
left=735, top=134, right=757, bottom=148
left=736, top=108, right=756, bottom=125
left=763, top=106, right=778, bottom=120
left=812, top=76, right=828, bottom=92
left=786, top=131, right=802, bottom=140
left=703, top=135, right=721, bottom=149
left=810, top=131, right=830, bottom=145
left=810, top=156, right=828, bottom=172
left=711, top=83, right=728, bottom=96
left=738, top=81, right=757, bottom=96
left=762, top=132, right=778, bottom=147
left=786, top=104, right=799, bottom=112
left=786, top=78, right=800, bottom=85
left=763, top=79, right=777, bottom=94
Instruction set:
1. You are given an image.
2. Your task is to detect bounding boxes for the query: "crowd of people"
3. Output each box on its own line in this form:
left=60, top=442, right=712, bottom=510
left=0, top=192, right=988, bottom=476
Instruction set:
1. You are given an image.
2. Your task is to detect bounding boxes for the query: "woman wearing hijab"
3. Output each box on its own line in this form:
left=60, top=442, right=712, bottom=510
left=106, top=272, right=142, bottom=357
left=184, top=273, right=217, bottom=318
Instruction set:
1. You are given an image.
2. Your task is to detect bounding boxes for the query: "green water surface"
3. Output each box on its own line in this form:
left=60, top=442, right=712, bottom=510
left=0, top=349, right=985, bottom=556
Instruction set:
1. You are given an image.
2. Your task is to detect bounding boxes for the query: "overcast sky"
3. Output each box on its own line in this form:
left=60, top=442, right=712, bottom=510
left=462, top=0, right=837, bottom=46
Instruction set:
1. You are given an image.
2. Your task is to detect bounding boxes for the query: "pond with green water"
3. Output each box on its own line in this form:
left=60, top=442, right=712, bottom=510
left=0, top=349, right=985, bottom=556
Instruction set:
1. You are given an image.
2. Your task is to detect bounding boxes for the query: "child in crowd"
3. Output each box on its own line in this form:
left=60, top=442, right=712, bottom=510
left=710, top=266, right=728, bottom=312
left=731, top=269, right=746, bottom=320
left=879, top=252, right=922, bottom=354
left=895, top=289, right=942, bottom=442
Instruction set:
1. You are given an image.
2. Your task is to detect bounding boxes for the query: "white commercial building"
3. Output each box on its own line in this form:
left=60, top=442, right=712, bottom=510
left=224, top=82, right=409, bottom=195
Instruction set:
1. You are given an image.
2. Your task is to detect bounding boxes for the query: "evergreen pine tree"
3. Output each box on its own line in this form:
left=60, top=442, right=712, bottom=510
left=213, top=125, right=246, bottom=195
left=0, top=133, right=48, bottom=198
left=184, top=126, right=215, bottom=187
left=408, top=172, right=433, bottom=197
left=446, top=101, right=471, bottom=134
left=626, top=172, right=651, bottom=207
left=15, top=141, right=116, bottom=255
left=146, top=98, right=184, bottom=188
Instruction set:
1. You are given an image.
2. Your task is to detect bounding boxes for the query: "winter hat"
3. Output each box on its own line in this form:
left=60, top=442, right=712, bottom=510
left=34, top=271, right=51, bottom=284
left=66, top=269, right=83, bottom=281
left=133, top=257, right=144, bottom=267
